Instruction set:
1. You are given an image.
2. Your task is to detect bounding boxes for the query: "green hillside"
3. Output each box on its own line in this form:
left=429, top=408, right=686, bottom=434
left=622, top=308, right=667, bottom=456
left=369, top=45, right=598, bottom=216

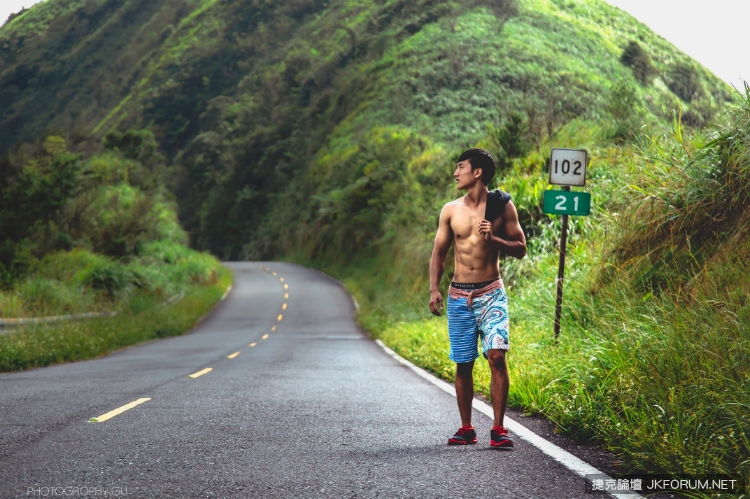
left=0, top=0, right=735, bottom=257
left=2, top=0, right=748, bottom=486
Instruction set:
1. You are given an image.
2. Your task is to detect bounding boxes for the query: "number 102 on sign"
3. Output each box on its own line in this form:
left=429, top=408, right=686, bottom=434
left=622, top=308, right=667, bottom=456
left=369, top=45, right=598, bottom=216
left=543, top=190, right=591, bottom=216
left=549, top=148, right=587, bottom=186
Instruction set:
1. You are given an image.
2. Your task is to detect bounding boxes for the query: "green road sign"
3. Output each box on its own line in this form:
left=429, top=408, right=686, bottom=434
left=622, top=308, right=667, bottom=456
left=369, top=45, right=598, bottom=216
left=543, top=190, right=591, bottom=216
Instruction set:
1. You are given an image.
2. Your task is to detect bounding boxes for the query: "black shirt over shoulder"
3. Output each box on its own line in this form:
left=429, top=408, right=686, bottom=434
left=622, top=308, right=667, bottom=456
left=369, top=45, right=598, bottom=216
left=484, top=189, right=511, bottom=222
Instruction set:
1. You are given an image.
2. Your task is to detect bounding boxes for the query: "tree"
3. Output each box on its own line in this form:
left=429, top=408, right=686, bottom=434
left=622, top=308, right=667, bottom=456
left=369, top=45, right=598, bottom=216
left=607, top=80, right=642, bottom=140
left=667, top=63, right=703, bottom=103
left=492, top=111, right=531, bottom=168
left=620, top=41, right=654, bottom=86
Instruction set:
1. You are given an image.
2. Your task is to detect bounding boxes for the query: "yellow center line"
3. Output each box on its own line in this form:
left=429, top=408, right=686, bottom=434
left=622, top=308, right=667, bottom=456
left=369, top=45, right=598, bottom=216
left=284, top=293, right=288, bottom=299
left=282, top=303, right=287, bottom=310
left=262, top=334, right=269, bottom=340
left=271, top=325, right=276, bottom=331
left=188, top=367, right=213, bottom=379
left=280, top=278, right=284, bottom=282
left=272, top=272, right=277, bottom=276
left=249, top=342, right=257, bottom=347
left=283, top=284, right=288, bottom=290
left=227, top=352, right=240, bottom=359
left=277, top=314, right=283, bottom=321
left=89, top=398, right=151, bottom=423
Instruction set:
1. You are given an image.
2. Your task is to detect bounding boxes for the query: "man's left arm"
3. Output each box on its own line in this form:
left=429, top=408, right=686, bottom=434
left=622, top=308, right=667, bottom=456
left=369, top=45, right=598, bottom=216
left=478, top=201, right=527, bottom=259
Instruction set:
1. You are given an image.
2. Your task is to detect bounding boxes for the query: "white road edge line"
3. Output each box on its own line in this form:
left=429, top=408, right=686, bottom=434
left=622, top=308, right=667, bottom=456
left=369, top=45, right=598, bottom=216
left=375, top=339, right=639, bottom=499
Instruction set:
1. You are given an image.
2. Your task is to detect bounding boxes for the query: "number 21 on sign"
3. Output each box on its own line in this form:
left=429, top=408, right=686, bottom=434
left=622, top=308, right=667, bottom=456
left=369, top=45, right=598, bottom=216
left=559, top=195, right=576, bottom=211
left=543, top=190, right=591, bottom=216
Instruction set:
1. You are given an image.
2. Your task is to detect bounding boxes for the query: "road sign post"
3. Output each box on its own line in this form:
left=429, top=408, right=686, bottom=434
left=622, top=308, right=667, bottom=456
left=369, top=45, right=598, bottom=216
left=545, top=148, right=590, bottom=340
left=554, top=187, right=570, bottom=340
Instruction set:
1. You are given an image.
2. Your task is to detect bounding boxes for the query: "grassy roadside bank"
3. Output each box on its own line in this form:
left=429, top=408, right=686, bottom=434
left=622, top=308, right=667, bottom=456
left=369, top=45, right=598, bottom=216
left=0, top=265, right=231, bottom=372
left=328, top=239, right=749, bottom=479
left=284, top=95, right=750, bottom=491
left=0, top=131, right=236, bottom=373
left=292, top=234, right=749, bottom=491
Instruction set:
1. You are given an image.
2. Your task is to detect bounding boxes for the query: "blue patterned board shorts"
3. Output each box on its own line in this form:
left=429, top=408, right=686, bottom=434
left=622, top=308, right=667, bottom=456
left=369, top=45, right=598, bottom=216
left=447, top=286, right=510, bottom=363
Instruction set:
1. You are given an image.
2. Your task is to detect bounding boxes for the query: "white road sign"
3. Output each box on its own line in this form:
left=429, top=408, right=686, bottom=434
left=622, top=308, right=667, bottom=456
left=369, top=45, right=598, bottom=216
left=549, top=148, right=588, bottom=186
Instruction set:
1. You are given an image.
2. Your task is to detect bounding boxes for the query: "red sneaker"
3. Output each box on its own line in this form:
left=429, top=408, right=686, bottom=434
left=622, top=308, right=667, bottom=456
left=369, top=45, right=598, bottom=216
left=490, top=426, right=514, bottom=449
left=448, top=425, right=478, bottom=445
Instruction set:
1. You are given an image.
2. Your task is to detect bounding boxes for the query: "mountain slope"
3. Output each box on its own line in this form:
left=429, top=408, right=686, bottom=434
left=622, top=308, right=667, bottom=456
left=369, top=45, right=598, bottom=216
left=0, top=0, right=735, bottom=258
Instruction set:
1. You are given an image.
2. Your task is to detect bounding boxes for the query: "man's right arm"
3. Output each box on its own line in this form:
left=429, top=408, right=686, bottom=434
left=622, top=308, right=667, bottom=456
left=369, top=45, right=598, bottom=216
left=429, top=204, right=453, bottom=316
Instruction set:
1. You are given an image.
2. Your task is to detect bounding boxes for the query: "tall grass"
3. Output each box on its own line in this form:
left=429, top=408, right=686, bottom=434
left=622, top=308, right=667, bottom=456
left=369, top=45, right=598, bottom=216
left=563, top=86, right=750, bottom=479
left=0, top=240, right=231, bottom=372
left=616, top=92, right=750, bottom=292
left=0, top=242, right=220, bottom=319
left=0, top=265, right=231, bottom=372
left=290, top=88, right=750, bottom=491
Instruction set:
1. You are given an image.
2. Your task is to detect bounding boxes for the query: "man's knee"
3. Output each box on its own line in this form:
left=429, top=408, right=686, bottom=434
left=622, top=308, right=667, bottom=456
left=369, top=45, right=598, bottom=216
left=487, top=349, right=508, bottom=371
left=456, top=360, right=474, bottom=376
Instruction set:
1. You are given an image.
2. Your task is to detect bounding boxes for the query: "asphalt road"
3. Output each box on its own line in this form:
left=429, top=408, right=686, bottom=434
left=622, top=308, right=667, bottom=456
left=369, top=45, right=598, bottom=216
left=0, top=262, right=593, bottom=498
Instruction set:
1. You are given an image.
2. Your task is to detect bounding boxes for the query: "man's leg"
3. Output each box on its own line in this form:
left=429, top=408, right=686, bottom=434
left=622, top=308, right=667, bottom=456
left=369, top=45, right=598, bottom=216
left=455, top=360, right=475, bottom=427
left=486, top=349, right=509, bottom=427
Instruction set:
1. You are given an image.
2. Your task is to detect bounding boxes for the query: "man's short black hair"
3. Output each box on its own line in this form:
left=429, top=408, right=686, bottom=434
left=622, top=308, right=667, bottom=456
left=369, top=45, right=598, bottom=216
left=457, top=148, right=496, bottom=185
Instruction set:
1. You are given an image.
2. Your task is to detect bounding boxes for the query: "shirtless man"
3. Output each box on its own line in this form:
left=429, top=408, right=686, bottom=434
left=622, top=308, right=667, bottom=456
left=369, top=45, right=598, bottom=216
left=429, top=148, right=527, bottom=449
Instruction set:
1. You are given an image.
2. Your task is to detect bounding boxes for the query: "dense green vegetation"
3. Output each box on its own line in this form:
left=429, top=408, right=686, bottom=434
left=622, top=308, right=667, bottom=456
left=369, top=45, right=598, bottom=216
left=296, top=92, right=750, bottom=486
left=2, top=0, right=748, bottom=488
left=0, top=130, right=229, bottom=370
left=0, top=265, right=231, bottom=372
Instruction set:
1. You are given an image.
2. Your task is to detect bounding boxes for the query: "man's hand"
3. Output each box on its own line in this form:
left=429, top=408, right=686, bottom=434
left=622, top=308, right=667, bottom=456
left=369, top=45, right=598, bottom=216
left=429, top=290, right=443, bottom=316
left=478, top=219, right=493, bottom=241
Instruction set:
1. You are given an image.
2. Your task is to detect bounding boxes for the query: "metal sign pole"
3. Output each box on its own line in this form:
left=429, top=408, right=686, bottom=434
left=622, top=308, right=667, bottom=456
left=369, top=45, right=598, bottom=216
left=553, top=185, right=570, bottom=339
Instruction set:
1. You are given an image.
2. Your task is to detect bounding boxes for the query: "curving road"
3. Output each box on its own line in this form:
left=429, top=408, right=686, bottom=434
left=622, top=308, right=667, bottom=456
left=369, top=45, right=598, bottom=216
left=0, top=262, right=594, bottom=498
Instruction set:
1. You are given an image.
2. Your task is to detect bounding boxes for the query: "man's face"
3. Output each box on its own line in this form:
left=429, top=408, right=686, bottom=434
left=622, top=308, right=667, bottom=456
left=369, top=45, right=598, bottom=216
left=454, top=160, right=480, bottom=190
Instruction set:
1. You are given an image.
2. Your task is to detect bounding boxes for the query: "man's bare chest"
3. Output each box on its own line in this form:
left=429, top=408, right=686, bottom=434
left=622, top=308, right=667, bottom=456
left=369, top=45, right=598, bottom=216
left=451, top=203, right=505, bottom=242
left=451, top=205, right=486, bottom=240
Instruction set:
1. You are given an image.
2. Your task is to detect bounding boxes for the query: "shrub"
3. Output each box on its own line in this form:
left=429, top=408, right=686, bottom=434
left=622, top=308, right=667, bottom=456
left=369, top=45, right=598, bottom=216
left=614, top=85, right=750, bottom=291
left=16, top=277, right=79, bottom=315
left=606, top=80, right=642, bottom=140
left=680, top=98, right=718, bottom=130
left=492, top=111, right=532, bottom=166
left=620, top=41, right=654, bottom=85
left=135, top=240, right=219, bottom=288
left=0, top=137, right=82, bottom=246
left=84, top=261, right=133, bottom=300
left=483, top=0, right=519, bottom=18
left=67, top=184, right=160, bottom=257
left=666, top=62, right=703, bottom=103
left=32, top=249, right=110, bottom=287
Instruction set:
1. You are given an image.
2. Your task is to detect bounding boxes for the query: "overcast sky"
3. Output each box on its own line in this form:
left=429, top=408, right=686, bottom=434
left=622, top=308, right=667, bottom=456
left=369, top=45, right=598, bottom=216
left=1, top=0, right=748, bottom=90
left=604, top=0, right=748, bottom=91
